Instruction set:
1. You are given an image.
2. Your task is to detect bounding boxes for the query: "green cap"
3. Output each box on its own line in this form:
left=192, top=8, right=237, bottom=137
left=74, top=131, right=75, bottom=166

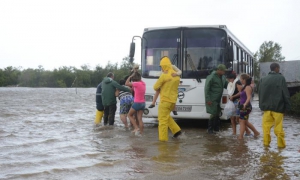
left=217, top=64, right=227, bottom=71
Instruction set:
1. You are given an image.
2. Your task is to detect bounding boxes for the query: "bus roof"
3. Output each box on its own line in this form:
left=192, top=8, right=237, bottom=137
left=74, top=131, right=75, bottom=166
left=144, top=25, right=253, bottom=56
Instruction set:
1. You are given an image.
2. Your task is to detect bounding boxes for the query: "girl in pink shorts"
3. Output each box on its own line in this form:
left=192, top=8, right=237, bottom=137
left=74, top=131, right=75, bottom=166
left=125, top=72, right=146, bottom=135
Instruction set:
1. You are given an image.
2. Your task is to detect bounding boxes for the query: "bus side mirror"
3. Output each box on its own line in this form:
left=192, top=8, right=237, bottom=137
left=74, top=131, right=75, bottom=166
left=129, top=42, right=135, bottom=63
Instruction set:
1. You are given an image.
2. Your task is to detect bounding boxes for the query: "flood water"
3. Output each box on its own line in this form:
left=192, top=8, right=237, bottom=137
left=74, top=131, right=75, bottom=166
left=0, top=87, right=300, bottom=180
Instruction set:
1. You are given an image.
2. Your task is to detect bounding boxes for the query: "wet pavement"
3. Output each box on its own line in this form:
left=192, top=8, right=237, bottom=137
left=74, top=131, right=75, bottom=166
left=0, top=88, right=299, bottom=180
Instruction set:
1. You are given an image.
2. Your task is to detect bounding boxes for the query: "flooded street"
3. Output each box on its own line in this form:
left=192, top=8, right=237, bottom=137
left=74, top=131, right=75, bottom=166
left=0, top=87, right=300, bottom=180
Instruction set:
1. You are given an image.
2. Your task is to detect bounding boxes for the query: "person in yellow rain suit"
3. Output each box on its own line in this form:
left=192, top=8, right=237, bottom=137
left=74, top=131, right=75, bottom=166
left=153, top=56, right=182, bottom=141
left=259, top=62, right=291, bottom=148
left=95, top=82, right=104, bottom=125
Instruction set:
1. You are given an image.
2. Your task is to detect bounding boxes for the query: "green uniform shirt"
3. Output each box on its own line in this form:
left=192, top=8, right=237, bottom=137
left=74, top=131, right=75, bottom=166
left=205, top=71, right=228, bottom=115
left=259, top=72, right=291, bottom=113
left=101, top=77, right=131, bottom=107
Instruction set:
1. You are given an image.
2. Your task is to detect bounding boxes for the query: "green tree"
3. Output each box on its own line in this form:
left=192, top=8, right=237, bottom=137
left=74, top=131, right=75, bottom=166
left=256, top=41, right=285, bottom=62
left=253, top=41, right=285, bottom=89
left=75, top=68, right=92, bottom=87
left=0, top=69, right=5, bottom=86
left=1, top=57, right=136, bottom=87
left=91, top=65, right=105, bottom=87
left=19, top=68, right=37, bottom=87
left=53, top=66, right=76, bottom=87
left=1, top=66, right=21, bottom=86
left=114, top=57, right=133, bottom=82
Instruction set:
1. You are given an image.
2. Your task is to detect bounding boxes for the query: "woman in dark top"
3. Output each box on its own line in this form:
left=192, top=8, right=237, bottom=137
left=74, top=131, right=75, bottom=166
left=227, top=73, right=251, bottom=136
left=237, top=74, right=260, bottom=140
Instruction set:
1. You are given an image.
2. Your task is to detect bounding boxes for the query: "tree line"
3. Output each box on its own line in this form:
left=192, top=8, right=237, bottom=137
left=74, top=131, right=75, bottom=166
left=0, top=57, right=133, bottom=87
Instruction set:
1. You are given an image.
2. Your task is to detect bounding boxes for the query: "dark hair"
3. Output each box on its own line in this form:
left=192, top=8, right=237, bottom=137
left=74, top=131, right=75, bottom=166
left=240, top=73, right=252, bottom=91
left=107, top=72, right=114, bottom=78
left=235, top=80, right=242, bottom=86
left=270, top=63, right=280, bottom=71
left=131, top=72, right=141, bottom=82
left=227, top=72, right=236, bottom=79
left=119, top=79, right=125, bottom=85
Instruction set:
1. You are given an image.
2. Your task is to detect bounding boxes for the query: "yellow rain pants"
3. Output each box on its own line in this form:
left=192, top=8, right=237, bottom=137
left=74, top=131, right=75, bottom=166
left=262, top=111, right=285, bottom=148
left=94, top=110, right=104, bottom=125
left=158, top=101, right=181, bottom=142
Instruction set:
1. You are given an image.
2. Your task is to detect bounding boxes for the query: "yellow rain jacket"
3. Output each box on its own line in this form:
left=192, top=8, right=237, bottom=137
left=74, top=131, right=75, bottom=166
left=153, top=57, right=180, bottom=103
left=153, top=57, right=181, bottom=141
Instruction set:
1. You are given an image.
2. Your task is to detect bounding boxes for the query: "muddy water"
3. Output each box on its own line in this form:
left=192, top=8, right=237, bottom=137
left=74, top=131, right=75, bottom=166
left=0, top=87, right=299, bottom=180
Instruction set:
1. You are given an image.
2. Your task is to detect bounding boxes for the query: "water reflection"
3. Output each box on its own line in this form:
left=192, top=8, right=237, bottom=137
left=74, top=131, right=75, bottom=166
left=257, top=149, right=289, bottom=180
left=152, top=141, right=180, bottom=163
left=200, top=135, right=259, bottom=179
left=148, top=141, right=181, bottom=176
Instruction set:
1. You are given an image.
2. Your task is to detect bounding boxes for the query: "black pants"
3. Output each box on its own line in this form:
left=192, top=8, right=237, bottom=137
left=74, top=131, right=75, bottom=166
left=208, top=115, right=220, bottom=133
left=104, top=104, right=117, bottom=125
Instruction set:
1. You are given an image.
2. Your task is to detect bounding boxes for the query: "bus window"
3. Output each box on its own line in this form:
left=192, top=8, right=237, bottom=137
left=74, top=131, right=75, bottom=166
left=182, top=28, right=227, bottom=79
left=141, top=29, right=180, bottom=78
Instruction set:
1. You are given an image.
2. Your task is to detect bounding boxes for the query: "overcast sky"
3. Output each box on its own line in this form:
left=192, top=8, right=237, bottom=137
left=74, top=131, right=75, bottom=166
left=0, top=0, right=299, bottom=70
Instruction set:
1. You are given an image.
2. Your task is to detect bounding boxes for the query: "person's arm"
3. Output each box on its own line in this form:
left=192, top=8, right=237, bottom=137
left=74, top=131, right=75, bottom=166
left=112, top=81, right=131, bottom=92
left=125, top=74, right=134, bottom=87
left=227, top=82, right=234, bottom=97
left=153, top=75, right=165, bottom=91
left=115, top=89, right=120, bottom=97
left=230, top=92, right=240, bottom=101
left=243, top=86, right=252, bottom=108
left=281, top=77, right=291, bottom=111
left=205, top=75, right=212, bottom=105
left=223, top=76, right=228, bottom=89
left=171, top=65, right=182, bottom=76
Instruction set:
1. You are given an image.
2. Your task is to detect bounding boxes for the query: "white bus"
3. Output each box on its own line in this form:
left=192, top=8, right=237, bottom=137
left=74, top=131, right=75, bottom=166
left=129, top=25, right=254, bottom=120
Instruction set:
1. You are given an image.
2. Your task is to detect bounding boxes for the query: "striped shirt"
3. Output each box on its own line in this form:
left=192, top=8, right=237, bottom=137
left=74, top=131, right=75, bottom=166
left=118, top=85, right=132, bottom=100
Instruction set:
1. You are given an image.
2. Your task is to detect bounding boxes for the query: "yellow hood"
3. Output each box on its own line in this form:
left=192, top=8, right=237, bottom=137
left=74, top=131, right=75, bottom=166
left=160, top=57, right=175, bottom=75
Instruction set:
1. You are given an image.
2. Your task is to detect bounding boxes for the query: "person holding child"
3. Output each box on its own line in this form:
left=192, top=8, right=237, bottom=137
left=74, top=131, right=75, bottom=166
left=153, top=56, right=182, bottom=141
left=148, top=64, right=182, bottom=115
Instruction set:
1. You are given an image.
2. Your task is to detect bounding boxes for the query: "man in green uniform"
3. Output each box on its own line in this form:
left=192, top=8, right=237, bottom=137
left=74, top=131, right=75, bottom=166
left=101, top=72, right=131, bottom=126
left=259, top=62, right=291, bottom=148
left=205, top=64, right=228, bottom=134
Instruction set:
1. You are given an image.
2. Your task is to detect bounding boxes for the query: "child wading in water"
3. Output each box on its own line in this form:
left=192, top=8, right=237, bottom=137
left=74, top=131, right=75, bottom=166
left=125, top=71, right=146, bottom=135
left=115, top=79, right=134, bottom=129
left=148, top=64, right=182, bottom=115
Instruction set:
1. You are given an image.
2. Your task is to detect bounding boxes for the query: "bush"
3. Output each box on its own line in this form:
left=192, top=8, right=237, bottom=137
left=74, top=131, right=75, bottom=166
left=290, top=91, right=300, bottom=116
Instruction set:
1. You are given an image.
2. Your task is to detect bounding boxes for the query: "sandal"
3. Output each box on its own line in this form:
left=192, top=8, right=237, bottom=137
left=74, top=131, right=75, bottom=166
left=148, top=104, right=155, bottom=108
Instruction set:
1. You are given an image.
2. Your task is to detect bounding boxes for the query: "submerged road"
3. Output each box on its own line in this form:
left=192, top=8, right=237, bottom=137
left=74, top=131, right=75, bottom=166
left=0, top=88, right=299, bottom=180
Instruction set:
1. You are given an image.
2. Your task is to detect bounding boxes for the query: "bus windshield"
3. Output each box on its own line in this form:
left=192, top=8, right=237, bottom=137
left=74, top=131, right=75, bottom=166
left=141, top=28, right=227, bottom=79
left=141, top=29, right=180, bottom=78
left=182, top=28, right=227, bottom=79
